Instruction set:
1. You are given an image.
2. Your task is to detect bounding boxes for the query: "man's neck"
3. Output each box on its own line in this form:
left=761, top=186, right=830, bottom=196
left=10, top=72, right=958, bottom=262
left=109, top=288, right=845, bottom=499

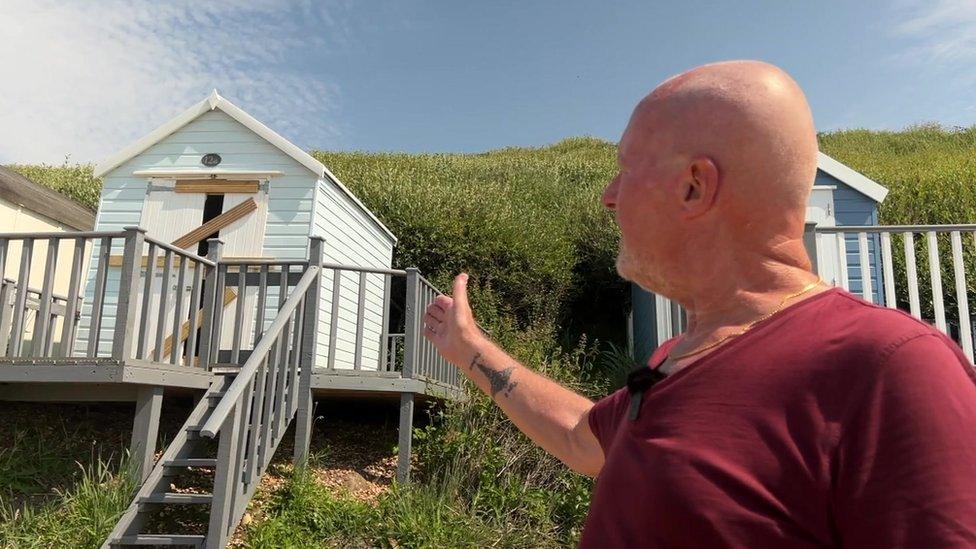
left=660, top=261, right=826, bottom=373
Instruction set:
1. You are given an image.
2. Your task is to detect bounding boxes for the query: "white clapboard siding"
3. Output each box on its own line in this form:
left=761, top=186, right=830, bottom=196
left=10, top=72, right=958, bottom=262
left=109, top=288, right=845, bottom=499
left=314, top=178, right=395, bottom=371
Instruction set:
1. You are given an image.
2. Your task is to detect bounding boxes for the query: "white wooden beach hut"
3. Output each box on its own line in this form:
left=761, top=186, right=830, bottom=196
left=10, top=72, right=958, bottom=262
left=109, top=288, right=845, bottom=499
left=77, top=90, right=397, bottom=372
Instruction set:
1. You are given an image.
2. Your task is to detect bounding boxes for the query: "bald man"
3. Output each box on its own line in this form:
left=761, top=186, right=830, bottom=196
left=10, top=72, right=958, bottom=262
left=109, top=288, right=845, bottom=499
left=423, top=61, right=976, bottom=547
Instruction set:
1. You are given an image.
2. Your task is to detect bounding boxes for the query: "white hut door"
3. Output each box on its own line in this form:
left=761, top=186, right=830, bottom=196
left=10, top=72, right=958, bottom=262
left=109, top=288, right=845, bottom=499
left=217, top=191, right=269, bottom=354
left=137, top=180, right=206, bottom=360
left=807, top=187, right=840, bottom=287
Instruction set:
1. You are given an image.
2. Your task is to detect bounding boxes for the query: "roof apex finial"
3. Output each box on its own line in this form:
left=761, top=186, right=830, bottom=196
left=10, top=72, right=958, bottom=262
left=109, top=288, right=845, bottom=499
left=207, top=89, right=221, bottom=110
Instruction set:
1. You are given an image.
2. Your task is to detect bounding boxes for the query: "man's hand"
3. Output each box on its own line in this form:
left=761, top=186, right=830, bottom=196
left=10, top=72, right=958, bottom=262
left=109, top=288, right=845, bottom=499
left=421, top=271, right=604, bottom=476
left=423, top=273, right=482, bottom=366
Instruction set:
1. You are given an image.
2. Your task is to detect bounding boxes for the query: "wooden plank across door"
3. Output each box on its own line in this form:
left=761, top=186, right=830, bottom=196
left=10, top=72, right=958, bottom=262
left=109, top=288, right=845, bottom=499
left=171, top=198, right=257, bottom=250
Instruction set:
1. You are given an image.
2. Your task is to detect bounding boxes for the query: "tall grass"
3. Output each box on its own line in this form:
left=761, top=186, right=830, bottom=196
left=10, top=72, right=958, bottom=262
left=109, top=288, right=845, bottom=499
left=0, top=458, right=134, bottom=549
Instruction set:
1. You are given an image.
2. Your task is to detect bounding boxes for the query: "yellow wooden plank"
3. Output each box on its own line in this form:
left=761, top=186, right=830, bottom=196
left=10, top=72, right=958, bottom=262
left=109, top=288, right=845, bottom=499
left=154, top=287, right=238, bottom=362
left=175, top=180, right=259, bottom=194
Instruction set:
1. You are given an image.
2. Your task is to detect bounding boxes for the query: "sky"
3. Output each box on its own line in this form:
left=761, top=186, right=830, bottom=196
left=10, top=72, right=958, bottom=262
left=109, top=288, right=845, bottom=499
left=1, top=0, right=974, bottom=164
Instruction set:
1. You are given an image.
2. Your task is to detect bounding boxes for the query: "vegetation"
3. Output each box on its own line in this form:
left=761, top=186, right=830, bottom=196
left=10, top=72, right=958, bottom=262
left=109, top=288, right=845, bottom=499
left=3, top=125, right=976, bottom=547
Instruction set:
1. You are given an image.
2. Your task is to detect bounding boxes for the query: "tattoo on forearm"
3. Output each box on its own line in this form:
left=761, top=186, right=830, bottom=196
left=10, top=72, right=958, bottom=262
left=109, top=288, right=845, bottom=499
left=468, top=352, right=482, bottom=371
left=475, top=361, right=518, bottom=399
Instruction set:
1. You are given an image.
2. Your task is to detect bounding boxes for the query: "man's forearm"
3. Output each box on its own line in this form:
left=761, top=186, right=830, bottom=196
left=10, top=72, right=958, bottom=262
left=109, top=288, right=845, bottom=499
left=459, top=334, right=603, bottom=476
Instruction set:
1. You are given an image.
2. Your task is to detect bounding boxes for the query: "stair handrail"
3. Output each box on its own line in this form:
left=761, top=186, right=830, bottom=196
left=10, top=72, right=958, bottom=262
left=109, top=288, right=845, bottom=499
left=199, top=264, right=320, bottom=438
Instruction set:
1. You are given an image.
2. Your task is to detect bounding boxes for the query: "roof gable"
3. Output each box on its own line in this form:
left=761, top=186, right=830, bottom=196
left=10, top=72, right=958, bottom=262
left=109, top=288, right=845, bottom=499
left=816, top=152, right=888, bottom=203
left=94, top=90, right=325, bottom=178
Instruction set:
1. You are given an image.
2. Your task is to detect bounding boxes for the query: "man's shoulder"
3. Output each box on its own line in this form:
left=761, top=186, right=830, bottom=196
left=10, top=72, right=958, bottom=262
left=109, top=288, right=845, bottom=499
left=814, top=288, right=967, bottom=372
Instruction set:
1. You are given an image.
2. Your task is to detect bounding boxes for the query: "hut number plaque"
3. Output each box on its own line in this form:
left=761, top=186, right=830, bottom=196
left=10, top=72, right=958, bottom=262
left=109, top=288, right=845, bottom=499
left=201, top=153, right=222, bottom=167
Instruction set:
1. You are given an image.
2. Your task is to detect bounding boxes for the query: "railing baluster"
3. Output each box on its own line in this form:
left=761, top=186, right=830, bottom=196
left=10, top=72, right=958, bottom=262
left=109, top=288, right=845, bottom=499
left=197, top=239, right=223, bottom=370
left=10, top=238, right=34, bottom=356
left=170, top=253, right=189, bottom=365
left=87, top=237, right=112, bottom=357
left=836, top=235, right=850, bottom=291
left=231, top=265, right=247, bottom=364
left=327, top=269, right=341, bottom=370
left=185, top=257, right=203, bottom=367
left=0, top=279, right=14, bottom=355
left=253, top=265, right=268, bottom=346
left=245, top=358, right=268, bottom=486
left=857, top=232, right=873, bottom=303
left=880, top=232, right=897, bottom=308
left=354, top=271, right=366, bottom=370
left=904, top=232, right=921, bottom=319
left=950, top=231, right=973, bottom=361
left=286, top=299, right=305, bottom=417
left=258, top=334, right=280, bottom=474
left=927, top=231, right=947, bottom=333
left=153, top=250, right=174, bottom=362
left=229, top=377, right=253, bottom=520
left=59, top=237, right=86, bottom=357
left=273, top=314, right=292, bottom=440
left=137, top=243, right=158, bottom=359
left=33, top=238, right=58, bottom=356
left=210, top=264, right=228, bottom=366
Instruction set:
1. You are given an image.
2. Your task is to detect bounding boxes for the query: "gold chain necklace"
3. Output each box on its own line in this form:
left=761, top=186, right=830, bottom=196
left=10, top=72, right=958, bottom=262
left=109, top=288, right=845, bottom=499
left=667, top=277, right=824, bottom=362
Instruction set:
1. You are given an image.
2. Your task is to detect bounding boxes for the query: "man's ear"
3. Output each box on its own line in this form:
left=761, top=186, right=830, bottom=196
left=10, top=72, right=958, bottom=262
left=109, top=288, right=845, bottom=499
left=676, top=156, right=719, bottom=218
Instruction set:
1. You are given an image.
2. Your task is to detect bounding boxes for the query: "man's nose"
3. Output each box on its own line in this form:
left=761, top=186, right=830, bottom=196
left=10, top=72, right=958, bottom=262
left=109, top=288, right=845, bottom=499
left=602, top=176, right=619, bottom=210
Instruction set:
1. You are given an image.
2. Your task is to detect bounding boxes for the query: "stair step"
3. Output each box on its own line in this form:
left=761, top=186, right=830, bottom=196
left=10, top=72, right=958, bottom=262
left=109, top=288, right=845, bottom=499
left=113, top=534, right=205, bottom=547
left=165, top=458, right=217, bottom=468
left=210, top=364, right=241, bottom=375
left=206, top=392, right=226, bottom=400
left=139, top=492, right=213, bottom=505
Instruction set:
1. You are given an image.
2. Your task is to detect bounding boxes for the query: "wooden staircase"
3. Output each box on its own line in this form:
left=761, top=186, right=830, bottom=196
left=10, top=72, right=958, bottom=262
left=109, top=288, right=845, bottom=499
left=102, top=264, right=321, bottom=548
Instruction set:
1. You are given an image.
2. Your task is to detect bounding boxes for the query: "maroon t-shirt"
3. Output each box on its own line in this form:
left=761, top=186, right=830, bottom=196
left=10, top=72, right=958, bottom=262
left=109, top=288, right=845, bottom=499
left=581, top=288, right=976, bottom=548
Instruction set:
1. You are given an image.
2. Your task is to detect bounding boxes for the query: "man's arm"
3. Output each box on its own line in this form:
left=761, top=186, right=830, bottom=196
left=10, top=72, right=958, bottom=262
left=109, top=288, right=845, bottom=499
left=422, top=273, right=605, bottom=477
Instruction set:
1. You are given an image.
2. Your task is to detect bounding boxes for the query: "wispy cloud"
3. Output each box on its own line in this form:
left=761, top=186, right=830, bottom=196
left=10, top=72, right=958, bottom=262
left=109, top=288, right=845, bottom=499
left=891, top=0, right=976, bottom=65
left=0, top=0, right=347, bottom=164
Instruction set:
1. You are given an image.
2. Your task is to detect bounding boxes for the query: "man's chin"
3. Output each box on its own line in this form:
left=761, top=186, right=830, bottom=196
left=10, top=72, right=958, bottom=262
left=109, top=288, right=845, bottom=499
left=616, top=254, right=660, bottom=294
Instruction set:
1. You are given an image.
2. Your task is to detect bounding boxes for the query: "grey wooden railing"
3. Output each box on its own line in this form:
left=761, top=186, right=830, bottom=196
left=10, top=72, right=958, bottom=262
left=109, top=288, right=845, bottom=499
left=0, top=230, right=120, bottom=359
left=198, top=263, right=320, bottom=546
left=0, top=228, right=216, bottom=364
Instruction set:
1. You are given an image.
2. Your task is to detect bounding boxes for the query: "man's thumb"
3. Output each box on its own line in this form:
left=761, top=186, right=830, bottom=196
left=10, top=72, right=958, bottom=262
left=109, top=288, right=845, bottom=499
left=452, top=273, right=470, bottom=311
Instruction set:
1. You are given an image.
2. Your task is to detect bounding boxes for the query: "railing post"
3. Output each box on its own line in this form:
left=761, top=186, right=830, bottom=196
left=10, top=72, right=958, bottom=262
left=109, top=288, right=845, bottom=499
left=403, top=267, right=420, bottom=380
left=198, top=239, right=224, bottom=370
left=294, top=236, right=323, bottom=465
left=112, top=227, right=146, bottom=361
left=207, top=401, right=241, bottom=549
left=803, top=222, right=819, bottom=274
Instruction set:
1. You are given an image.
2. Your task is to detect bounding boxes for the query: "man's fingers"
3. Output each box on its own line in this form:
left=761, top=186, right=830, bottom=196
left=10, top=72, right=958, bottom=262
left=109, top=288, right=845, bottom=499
left=424, top=312, right=442, bottom=329
left=452, top=273, right=470, bottom=312
left=425, top=304, right=445, bottom=323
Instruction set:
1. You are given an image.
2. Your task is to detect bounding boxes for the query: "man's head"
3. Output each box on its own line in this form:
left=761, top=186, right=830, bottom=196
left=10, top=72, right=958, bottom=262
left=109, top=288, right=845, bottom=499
left=603, top=60, right=818, bottom=299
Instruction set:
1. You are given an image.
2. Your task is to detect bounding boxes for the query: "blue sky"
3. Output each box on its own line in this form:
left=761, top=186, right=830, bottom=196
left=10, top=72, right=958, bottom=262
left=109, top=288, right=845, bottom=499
left=1, top=0, right=974, bottom=163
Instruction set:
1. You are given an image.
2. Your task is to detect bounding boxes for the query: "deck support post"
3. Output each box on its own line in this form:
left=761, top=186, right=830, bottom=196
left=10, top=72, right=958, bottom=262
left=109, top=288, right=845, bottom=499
left=129, top=385, right=164, bottom=482
left=113, top=227, right=147, bottom=362
left=397, top=392, right=415, bottom=483
left=294, top=236, right=324, bottom=465
left=804, top=222, right=819, bottom=274
left=396, top=267, right=421, bottom=482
